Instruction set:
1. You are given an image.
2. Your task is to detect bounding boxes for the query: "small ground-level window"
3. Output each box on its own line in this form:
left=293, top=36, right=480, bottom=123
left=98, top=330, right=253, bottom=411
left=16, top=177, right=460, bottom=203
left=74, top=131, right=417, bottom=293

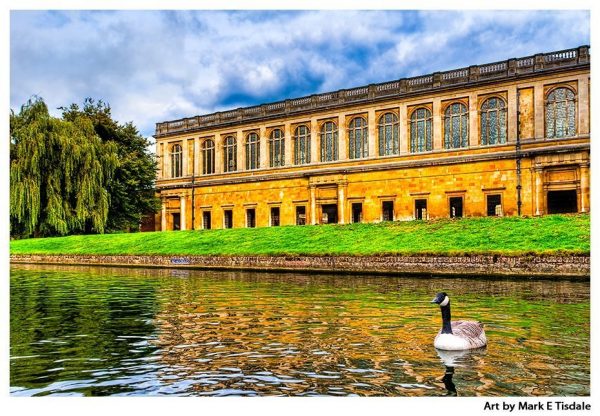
left=351, top=203, right=363, bottom=223
left=449, top=197, right=464, bottom=218
left=271, top=207, right=280, bottom=226
left=171, top=213, right=181, bottom=230
left=321, top=204, right=338, bottom=224
left=202, top=211, right=211, bottom=230
left=547, top=190, right=578, bottom=214
left=296, top=206, right=306, bottom=225
left=415, top=199, right=427, bottom=220
left=246, top=209, right=256, bottom=228
left=224, top=210, right=233, bottom=229
left=486, top=194, right=502, bottom=216
left=382, top=201, right=394, bottom=221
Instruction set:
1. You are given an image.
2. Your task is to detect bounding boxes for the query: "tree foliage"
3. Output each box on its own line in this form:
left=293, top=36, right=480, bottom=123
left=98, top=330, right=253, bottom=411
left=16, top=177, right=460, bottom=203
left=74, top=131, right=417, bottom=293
left=61, top=99, right=160, bottom=232
left=10, top=97, right=118, bottom=237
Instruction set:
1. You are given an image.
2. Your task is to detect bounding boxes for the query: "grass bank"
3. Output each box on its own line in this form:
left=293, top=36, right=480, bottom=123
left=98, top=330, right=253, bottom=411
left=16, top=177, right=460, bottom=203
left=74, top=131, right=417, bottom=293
left=10, top=214, right=589, bottom=257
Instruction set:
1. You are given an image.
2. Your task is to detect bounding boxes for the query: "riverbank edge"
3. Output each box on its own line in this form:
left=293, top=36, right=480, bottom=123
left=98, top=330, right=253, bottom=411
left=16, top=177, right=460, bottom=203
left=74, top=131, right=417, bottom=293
left=10, top=253, right=590, bottom=279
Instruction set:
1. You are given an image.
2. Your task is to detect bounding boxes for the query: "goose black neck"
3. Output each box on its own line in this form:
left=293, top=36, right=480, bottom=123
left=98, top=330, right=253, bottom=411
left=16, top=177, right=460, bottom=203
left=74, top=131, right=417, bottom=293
left=440, top=302, right=452, bottom=334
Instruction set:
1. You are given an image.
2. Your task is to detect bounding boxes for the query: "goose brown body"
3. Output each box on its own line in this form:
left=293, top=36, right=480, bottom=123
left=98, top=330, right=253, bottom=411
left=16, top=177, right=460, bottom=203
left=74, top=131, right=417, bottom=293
left=434, top=320, right=487, bottom=350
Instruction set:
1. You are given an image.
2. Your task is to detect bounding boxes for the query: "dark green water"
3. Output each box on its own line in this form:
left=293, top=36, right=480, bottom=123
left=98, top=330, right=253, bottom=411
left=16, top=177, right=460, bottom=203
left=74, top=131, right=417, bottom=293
left=10, top=264, right=589, bottom=397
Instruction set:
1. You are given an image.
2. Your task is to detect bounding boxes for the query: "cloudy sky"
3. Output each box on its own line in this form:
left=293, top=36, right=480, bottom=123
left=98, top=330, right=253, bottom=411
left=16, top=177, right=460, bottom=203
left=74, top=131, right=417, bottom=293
left=10, top=10, right=590, bottom=140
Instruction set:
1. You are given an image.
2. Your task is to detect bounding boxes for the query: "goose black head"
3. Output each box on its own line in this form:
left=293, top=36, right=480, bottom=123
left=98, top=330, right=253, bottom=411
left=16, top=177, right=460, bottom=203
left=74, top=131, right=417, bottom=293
left=431, top=292, right=450, bottom=306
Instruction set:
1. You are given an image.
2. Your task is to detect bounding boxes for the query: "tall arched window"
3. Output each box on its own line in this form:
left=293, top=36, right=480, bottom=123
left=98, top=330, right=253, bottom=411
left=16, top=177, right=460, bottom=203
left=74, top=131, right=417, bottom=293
left=170, top=143, right=183, bottom=178
left=348, top=117, right=368, bottom=159
left=223, top=136, right=237, bottom=173
left=294, top=125, right=311, bottom=165
left=378, top=112, right=399, bottom=156
left=202, top=139, right=215, bottom=175
left=245, top=132, right=260, bottom=170
left=444, top=102, right=469, bottom=149
left=410, top=108, right=432, bottom=153
left=546, top=87, right=576, bottom=138
left=320, top=121, right=338, bottom=162
left=480, top=97, right=507, bottom=145
left=269, top=129, right=285, bottom=167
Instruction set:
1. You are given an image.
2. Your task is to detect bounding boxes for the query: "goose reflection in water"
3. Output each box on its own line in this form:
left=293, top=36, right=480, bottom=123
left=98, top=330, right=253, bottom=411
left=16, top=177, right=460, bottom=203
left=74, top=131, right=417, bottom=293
left=436, top=347, right=487, bottom=396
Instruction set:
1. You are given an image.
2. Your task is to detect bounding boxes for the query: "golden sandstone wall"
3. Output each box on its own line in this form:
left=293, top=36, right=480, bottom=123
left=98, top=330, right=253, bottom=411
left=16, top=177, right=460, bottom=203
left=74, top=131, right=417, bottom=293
left=154, top=47, right=590, bottom=231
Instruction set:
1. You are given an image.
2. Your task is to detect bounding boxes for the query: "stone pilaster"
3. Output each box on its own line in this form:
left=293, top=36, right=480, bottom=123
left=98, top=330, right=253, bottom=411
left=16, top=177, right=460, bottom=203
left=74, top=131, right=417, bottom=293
left=215, top=135, right=223, bottom=174
left=432, top=98, right=442, bottom=150
left=399, top=103, right=408, bottom=154
left=337, top=182, right=348, bottom=224
left=580, top=162, right=590, bottom=213
left=236, top=130, right=244, bottom=171
left=165, top=141, right=172, bottom=178
left=468, top=92, right=478, bottom=147
left=157, top=142, right=164, bottom=179
left=180, top=195, right=187, bottom=231
left=182, top=139, right=189, bottom=177
left=284, top=122, right=292, bottom=166
left=338, top=114, right=347, bottom=161
left=507, top=85, right=517, bottom=142
left=259, top=125, right=268, bottom=168
left=161, top=199, right=167, bottom=231
left=309, top=185, right=317, bottom=225
left=534, top=166, right=544, bottom=215
left=367, top=108, right=376, bottom=157
left=533, top=83, right=545, bottom=139
left=578, top=75, right=590, bottom=135
left=193, top=137, right=201, bottom=176
left=310, top=118, right=319, bottom=164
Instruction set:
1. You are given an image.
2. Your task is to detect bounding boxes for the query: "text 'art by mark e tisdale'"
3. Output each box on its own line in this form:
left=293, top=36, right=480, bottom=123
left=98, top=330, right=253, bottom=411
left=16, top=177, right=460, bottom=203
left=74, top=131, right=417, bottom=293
left=484, top=400, right=591, bottom=412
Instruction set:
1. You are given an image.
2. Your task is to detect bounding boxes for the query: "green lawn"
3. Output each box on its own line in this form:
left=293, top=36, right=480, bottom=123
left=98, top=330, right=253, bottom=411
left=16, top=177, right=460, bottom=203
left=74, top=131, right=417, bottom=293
left=10, top=214, right=590, bottom=257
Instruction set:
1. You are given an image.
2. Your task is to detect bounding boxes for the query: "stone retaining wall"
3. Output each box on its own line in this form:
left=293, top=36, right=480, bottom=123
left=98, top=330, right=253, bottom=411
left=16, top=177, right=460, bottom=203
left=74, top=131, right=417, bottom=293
left=10, top=254, right=590, bottom=278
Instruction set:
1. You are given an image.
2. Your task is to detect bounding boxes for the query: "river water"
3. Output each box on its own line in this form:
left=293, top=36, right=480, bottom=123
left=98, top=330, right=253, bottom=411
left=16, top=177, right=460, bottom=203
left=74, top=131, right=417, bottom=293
left=10, top=264, right=589, bottom=397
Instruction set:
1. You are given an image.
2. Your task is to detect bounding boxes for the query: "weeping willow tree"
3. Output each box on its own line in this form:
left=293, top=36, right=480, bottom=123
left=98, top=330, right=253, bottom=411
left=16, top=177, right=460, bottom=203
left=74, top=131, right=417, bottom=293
left=10, top=97, right=118, bottom=238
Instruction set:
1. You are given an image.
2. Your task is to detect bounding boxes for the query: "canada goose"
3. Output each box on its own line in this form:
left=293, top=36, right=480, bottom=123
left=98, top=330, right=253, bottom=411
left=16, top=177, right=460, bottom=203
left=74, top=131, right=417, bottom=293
left=431, top=292, right=487, bottom=350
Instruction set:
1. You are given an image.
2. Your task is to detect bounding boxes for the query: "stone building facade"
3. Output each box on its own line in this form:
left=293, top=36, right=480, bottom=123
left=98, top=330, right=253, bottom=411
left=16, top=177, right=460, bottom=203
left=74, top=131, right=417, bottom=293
left=153, top=46, right=590, bottom=231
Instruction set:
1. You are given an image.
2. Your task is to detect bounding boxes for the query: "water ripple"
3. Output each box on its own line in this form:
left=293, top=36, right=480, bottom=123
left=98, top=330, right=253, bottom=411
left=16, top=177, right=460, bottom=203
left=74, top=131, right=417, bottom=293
left=10, top=264, right=590, bottom=397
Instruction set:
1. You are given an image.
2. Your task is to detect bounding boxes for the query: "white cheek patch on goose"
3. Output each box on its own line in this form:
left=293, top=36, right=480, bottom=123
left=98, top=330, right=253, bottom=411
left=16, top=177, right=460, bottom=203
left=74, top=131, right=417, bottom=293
left=440, top=296, right=449, bottom=307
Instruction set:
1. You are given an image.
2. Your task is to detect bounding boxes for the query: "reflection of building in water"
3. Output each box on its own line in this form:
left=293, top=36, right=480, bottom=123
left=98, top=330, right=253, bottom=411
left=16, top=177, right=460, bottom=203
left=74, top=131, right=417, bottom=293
left=151, top=275, right=484, bottom=396
left=153, top=288, right=389, bottom=394
left=153, top=46, right=589, bottom=231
